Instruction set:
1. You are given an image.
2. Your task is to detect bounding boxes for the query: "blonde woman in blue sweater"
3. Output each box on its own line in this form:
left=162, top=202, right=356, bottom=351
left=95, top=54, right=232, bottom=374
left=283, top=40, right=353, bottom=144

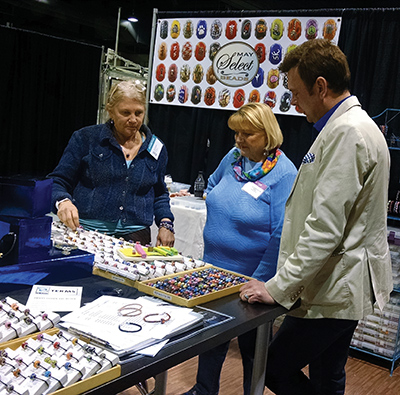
left=181, top=102, right=297, bottom=395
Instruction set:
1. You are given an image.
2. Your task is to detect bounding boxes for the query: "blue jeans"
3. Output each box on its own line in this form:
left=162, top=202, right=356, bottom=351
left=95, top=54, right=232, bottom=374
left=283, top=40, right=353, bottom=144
left=192, top=329, right=257, bottom=395
left=265, top=315, right=358, bottom=395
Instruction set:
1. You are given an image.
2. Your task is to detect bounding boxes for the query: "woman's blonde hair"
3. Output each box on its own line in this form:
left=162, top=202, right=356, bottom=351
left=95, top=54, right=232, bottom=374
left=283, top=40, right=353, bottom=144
left=105, top=79, right=147, bottom=115
left=227, top=102, right=283, bottom=151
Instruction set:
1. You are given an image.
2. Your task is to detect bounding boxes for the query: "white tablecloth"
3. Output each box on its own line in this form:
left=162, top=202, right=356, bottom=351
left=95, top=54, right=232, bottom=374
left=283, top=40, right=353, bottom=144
left=151, top=196, right=207, bottom=259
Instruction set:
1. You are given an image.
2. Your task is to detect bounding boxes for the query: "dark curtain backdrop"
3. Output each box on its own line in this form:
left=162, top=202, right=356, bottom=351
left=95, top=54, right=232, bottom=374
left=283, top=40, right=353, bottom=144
left=0, top=26, right=102, bottom=177
left=148, top=8, right=400, bottom=193
left=1, top=9, right=400, bottom=189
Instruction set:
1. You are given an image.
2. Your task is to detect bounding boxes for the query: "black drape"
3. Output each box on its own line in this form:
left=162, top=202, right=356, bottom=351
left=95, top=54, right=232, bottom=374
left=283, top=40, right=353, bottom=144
left=2, top=9, right=400, bottom=188
left=0, top=26, right=102, bottom=177
left=148, top=8, right=400, bottom=191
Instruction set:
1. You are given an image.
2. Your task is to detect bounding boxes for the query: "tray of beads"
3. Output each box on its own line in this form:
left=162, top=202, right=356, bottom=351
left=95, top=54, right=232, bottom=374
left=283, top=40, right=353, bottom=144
left=51, top=220, right=184, bottom=262
left=92, top=256, right=211, bottom=287
left=135, top=266, right=252, bottom=307
left=0, top=327, right=121, bottom=395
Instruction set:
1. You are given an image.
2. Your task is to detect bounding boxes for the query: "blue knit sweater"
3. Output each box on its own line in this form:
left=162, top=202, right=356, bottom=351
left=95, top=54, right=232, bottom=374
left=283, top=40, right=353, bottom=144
left=203, top=148, right=297, bottom=281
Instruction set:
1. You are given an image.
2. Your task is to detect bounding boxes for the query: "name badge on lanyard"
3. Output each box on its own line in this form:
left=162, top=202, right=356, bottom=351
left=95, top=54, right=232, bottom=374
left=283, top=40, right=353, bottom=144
left=147, top=135, right=163, bottom=160
left=241, top=180, right=267, bottom=199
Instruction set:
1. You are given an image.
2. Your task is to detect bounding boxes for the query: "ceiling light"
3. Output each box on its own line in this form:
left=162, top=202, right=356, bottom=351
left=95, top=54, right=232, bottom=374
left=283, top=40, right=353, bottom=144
left=128, top=12, right=138, bottom=23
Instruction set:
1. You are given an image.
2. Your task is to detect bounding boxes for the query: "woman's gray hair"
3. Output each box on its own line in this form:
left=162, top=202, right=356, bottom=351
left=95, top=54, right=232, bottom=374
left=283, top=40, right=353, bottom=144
left=106, top=79, right=147, bottom=113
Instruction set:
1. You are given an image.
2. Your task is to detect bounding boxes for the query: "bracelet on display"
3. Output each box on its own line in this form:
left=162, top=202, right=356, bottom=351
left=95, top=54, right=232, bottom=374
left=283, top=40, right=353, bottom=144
left=99, top=352, right=114, bottom=367
left=33, top=360, right=47, bottom=371
left=1, top=298, right=15, bottom=309
left=63, top=362, right=83, bottom=377
left=13, top=368, right=27, bottom=378
left=85, top=355, right=102, bottom=368
left=24, top=316, right=40, bottom=331
left=83, top=345, right=98, bottom=355
left=53, top=341, right=68, bottom=352
left=0, top=357, right=15, bottom=369
left=6, top=310, right=16, bottom=319
left=43, top=370, right=64, bottom=388
left=41, top=312, right=55, bottom=327
left=24, top=308, right=36, bottom=320
left=159, top=220, right=175, bottom=234
left=29, top=372, right=50, bottom=387
left=66, top=352, right=80, bottom=363
left=14, top=357, right=29, bottom=367
left=21, top=342, right=36, bottom=352
left=0, top=379, right=23, bottom=395
left=57, top=330, right=69, bottom=341
left=143, top=312, right=171, bottom=324
left=37, top=345, right=52, bottom=356
left=44, top=357, right=59, bottom=369
left=37, top=333, right=53, bottom=343
left=4, top=321, right=19, bottom=337
left=117, top=303, right=142, bottom=317
left=71, top=337, right=85, bottom=349
left=118, top=321, right=142, bottom=333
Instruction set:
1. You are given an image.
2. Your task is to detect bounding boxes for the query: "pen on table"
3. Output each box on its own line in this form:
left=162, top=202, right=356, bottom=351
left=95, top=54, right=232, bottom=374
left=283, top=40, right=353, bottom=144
left=69, top=326, right=112, bottom=349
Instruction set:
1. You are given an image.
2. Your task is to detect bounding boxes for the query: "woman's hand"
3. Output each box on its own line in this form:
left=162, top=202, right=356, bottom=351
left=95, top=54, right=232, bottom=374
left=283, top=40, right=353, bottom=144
left=240, top=279, right=276, bottom=305
left=156, top=227, right=175, bottom=247
left=57, top=200, right=80, bottom=230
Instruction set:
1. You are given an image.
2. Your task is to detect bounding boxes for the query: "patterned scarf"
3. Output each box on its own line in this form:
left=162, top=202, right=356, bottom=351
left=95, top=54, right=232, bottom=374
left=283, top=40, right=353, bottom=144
left=232, top=148, right=282, bottom=182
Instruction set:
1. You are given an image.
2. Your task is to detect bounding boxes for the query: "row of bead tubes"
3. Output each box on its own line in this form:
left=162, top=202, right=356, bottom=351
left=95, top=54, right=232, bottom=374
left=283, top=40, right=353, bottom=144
left=96, top=256, right=208, bottom=283
left=0, top=297, right=60, bottom=343
left=0, top=330, right=118, bottom=394
left=51, top=221, right=128, bottom=261
left=52, top=222, right=144, bottom=280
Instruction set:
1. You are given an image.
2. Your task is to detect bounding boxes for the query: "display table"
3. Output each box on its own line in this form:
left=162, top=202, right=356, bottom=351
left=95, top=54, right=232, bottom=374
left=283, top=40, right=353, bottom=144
left=151, top=195, right=207, bottom=259
left=1, top=270, right=290, bottom=395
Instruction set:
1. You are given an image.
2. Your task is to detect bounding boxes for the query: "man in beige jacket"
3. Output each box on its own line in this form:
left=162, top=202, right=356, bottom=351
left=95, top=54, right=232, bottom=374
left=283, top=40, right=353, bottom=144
left=240, top=39, right=392, bottom=395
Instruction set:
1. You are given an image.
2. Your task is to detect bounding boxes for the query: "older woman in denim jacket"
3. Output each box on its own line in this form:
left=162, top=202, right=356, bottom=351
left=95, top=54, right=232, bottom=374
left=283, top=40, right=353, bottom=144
left=48, top=80, right=174, bottom=246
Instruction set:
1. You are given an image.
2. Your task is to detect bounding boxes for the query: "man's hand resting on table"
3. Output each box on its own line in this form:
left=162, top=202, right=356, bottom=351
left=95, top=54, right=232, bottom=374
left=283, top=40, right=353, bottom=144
left=240, top=279, right=276, bottom=305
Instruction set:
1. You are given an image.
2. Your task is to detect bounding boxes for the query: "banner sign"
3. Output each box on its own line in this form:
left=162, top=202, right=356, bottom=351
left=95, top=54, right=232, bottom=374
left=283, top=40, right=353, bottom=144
left=150, top=16, right=341, bottom=115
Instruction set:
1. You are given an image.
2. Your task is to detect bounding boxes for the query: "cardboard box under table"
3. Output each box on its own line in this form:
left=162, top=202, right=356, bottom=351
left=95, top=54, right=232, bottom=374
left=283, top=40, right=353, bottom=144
left=136, top=266, right=252, bottom=307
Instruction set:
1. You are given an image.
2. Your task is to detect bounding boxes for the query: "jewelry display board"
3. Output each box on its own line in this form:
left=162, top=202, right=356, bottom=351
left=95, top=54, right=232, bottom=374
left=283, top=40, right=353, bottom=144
left=0, top=309, right=120, bottom=394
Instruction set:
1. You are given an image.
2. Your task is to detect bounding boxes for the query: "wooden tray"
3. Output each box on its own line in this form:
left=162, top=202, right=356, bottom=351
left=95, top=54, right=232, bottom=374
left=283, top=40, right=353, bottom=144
left=136, top=266, right=252, bottom=307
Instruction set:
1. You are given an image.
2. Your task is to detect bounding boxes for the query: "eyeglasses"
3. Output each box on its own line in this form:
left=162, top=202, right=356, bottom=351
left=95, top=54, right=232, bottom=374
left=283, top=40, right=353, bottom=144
left=132, top=80, right=146, bottom=92
left=108, top=80, right=147, bottom=103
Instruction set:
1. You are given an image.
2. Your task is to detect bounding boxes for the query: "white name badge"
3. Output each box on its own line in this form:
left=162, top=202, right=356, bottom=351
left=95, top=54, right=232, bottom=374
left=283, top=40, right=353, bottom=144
left=242, top=180, right=267, bottom=199
left=147, top=135, right=163, bottom=160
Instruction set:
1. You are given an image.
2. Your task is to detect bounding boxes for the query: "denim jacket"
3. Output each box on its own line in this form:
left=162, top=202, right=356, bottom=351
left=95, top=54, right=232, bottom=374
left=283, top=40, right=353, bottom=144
left=48, top=122, right=173, bottom=227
